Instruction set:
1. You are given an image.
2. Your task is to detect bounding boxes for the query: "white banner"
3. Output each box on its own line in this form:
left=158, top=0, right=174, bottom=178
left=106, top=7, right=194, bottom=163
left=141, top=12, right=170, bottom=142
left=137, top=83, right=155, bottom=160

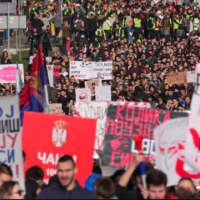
left=0, top=64, right=24, bottom=84
left=94, top=62, right=112, bottom=80
left=76, top=88, right=91, bottom=103
left=187, top=71, right=196, bottom=83
left=70, top=61, right=113, bottom=80
left=46, top=65, right=54, bottom=87
left=0, top=96, right=24, bottom=189
left=85, top=62, right=95, bottom=79
left=95, top=86, right=111, bottom=102
left=185, top=64, right=200, bottom=176
left=155, top=117, right=191, bottom=187
left=75, top=102, right=151, bottom=151
left=70, top=61, right=85, bottom=79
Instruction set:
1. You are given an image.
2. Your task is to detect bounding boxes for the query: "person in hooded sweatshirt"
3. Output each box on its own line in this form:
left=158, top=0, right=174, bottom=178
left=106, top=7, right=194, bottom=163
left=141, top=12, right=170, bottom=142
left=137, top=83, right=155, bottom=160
left=36, top=155, right=97, bottom=199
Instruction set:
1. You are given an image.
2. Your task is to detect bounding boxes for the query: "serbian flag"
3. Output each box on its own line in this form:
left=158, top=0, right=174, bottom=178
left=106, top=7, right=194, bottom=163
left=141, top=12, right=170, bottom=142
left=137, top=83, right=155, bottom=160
left=20, top=46, right=49, bottom=125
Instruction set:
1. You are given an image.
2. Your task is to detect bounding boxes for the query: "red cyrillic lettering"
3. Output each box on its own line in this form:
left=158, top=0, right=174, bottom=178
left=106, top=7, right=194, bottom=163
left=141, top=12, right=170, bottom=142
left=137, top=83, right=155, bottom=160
left=110, top=151, right=120, bottom=167
left=124, top=122, right=133, bottom=136
left=114, top=121, right=123, bottom=136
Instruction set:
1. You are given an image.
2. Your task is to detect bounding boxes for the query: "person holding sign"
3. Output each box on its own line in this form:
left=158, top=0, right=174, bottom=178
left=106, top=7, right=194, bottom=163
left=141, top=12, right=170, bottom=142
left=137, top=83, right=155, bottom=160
left=116, top=154, right=154, bottom=199
left=37, top=155, right=97, bottom=199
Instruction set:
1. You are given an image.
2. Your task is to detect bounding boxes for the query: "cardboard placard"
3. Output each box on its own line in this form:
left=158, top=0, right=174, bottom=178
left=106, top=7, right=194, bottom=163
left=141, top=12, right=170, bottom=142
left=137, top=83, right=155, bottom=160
left=167, top=72, right=187, bottom=85
left=187, top=71, right=196, bottom=83
left=85, top=79, right=102, bottom=96
left=46, top=104, right=64, bottom=115
left=94, top=62, right=112, bottom=80
left=95, top=86, right=111, bottom=102
left=76, top=88, right=91, bottom=103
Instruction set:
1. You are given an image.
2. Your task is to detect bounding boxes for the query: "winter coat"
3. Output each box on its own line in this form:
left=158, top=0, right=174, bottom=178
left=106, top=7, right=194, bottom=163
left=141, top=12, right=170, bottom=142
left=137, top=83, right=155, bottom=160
left=31, top=18, right=44, bottom=35
left=36, top=181, right=96, bottom=199
left=62, top=26, right=71, bottom=38
left=87, top=14, right=97, bottom=32
left=40, top=31, right=52, bottom=50
left=176, top=28, right=185, bottom=38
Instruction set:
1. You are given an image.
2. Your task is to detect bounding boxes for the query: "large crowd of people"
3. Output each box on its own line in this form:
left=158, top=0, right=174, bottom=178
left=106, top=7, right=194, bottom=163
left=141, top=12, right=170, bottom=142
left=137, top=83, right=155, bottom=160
left=0, top=0, right=200, bottom=198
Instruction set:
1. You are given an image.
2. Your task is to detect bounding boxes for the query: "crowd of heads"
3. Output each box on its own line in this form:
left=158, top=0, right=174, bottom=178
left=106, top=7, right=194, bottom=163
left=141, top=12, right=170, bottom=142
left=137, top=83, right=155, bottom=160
left=0, top=153, right=200, bottom=199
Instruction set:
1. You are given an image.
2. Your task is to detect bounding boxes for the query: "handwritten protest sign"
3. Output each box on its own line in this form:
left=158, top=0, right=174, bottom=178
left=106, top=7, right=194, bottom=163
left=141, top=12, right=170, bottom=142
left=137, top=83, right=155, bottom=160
left=0, top=96, right=24, bottom=189
left=70, top=61, right=113, bottom=80
left=46, top=65, right=54, bottom=87
left=94, top=62, right=112, bottom=80
left=70, top=61, right=86, bottom=79
left=102, top=105, right=188, bottom=168
left=95, top=86, right=111, bottom=102
left=22, top=112, right=97, bottom=187
left=45, top=104, right=64, bottom=115
left=167, top=72, right=187, bottom=85
left=53, top=66, right=61, bottom=85
left=85, top=79, right=102, bottom=96
left=187, top=71, right=196, bottom=83
left=0, top=64, right=24, bottom=84
left=76, top=88, right=91, bottom=103
left=75, top=102, right=150, bottom=151
left=85, top=62, right=95, bottom=79
left=155, top=117, right=200, bottom=186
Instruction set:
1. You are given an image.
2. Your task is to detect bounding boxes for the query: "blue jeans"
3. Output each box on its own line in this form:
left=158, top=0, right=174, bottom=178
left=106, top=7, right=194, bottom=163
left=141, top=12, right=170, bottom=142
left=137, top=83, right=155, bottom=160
left=3, top=30, right=8, bottom=41
left=127, top=26, right=133, bottom=41
left=54, top=27, right=61, bottom=42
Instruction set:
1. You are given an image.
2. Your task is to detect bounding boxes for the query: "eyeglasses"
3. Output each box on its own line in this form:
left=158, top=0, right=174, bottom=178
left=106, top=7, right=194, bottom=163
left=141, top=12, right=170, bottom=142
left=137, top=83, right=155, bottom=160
left=11, top=190, right=24, bottom=196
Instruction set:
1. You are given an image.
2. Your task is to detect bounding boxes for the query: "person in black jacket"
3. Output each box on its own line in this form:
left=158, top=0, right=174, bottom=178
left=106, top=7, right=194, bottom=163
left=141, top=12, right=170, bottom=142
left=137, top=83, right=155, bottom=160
left=31, top=16, right=44, bottom=36
left=36, top=155, right=97, bottom=199
left=40, top=26, right=52, bottom=57
left=87, top=12, right=97, bottom=46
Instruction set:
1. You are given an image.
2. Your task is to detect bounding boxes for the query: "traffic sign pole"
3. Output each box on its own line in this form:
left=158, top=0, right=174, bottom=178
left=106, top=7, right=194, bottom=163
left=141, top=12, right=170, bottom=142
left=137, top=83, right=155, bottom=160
left=8, top=3, right=10, bottom=55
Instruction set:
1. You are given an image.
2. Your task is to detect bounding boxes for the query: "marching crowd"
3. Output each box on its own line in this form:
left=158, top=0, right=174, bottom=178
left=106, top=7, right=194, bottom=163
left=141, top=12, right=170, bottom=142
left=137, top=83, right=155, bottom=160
left=0, top=0, right=200, bottom=198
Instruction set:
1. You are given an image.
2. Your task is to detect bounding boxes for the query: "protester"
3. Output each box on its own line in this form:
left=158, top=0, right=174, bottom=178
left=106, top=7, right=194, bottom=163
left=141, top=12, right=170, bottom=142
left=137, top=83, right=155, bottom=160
left=36, top=155, right=97, bottom=199
left=0, top=164, right=13, bottom=188
left=1, top=0, right=200, bottom=199
left=0, top=181, right=24, bottom=199
left=1, top=51, right=12, bottom=64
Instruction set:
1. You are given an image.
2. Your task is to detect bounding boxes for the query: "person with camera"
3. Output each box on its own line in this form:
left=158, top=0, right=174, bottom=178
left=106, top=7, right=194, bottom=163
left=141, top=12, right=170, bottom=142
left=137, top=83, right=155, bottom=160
left=40, top=26, right=52, bottom=57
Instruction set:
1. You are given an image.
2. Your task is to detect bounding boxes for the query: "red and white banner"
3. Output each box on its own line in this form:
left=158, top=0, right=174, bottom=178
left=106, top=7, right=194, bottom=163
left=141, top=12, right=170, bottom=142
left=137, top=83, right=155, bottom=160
left=75, top=102, right=150, bottom=151
left=22, top=112, right=97, bottom=186
left=155, top=117, right=200, bottom=186
left=185, top=64, right=200, bottom=176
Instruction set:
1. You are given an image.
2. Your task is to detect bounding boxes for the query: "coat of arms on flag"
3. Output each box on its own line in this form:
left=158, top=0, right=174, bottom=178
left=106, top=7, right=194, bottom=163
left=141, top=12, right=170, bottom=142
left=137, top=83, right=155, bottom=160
left=52, top=120, right=67, bottom=147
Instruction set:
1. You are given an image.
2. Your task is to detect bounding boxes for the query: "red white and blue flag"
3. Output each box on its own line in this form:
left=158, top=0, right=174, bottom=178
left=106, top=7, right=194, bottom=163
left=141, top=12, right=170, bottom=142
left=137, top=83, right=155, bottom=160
left=20, top=46, right=49, bottom=125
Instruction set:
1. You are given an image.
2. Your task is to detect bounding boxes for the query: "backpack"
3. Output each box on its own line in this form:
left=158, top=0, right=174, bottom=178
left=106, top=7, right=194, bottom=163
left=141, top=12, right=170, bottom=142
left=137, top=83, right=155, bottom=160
left=147, top=19, right=153, bottom=28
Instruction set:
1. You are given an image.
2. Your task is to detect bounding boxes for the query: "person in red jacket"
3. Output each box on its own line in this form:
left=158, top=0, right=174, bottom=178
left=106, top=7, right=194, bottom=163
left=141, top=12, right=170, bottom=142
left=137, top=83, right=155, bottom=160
left=155, top=17, right=162, bottom=41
